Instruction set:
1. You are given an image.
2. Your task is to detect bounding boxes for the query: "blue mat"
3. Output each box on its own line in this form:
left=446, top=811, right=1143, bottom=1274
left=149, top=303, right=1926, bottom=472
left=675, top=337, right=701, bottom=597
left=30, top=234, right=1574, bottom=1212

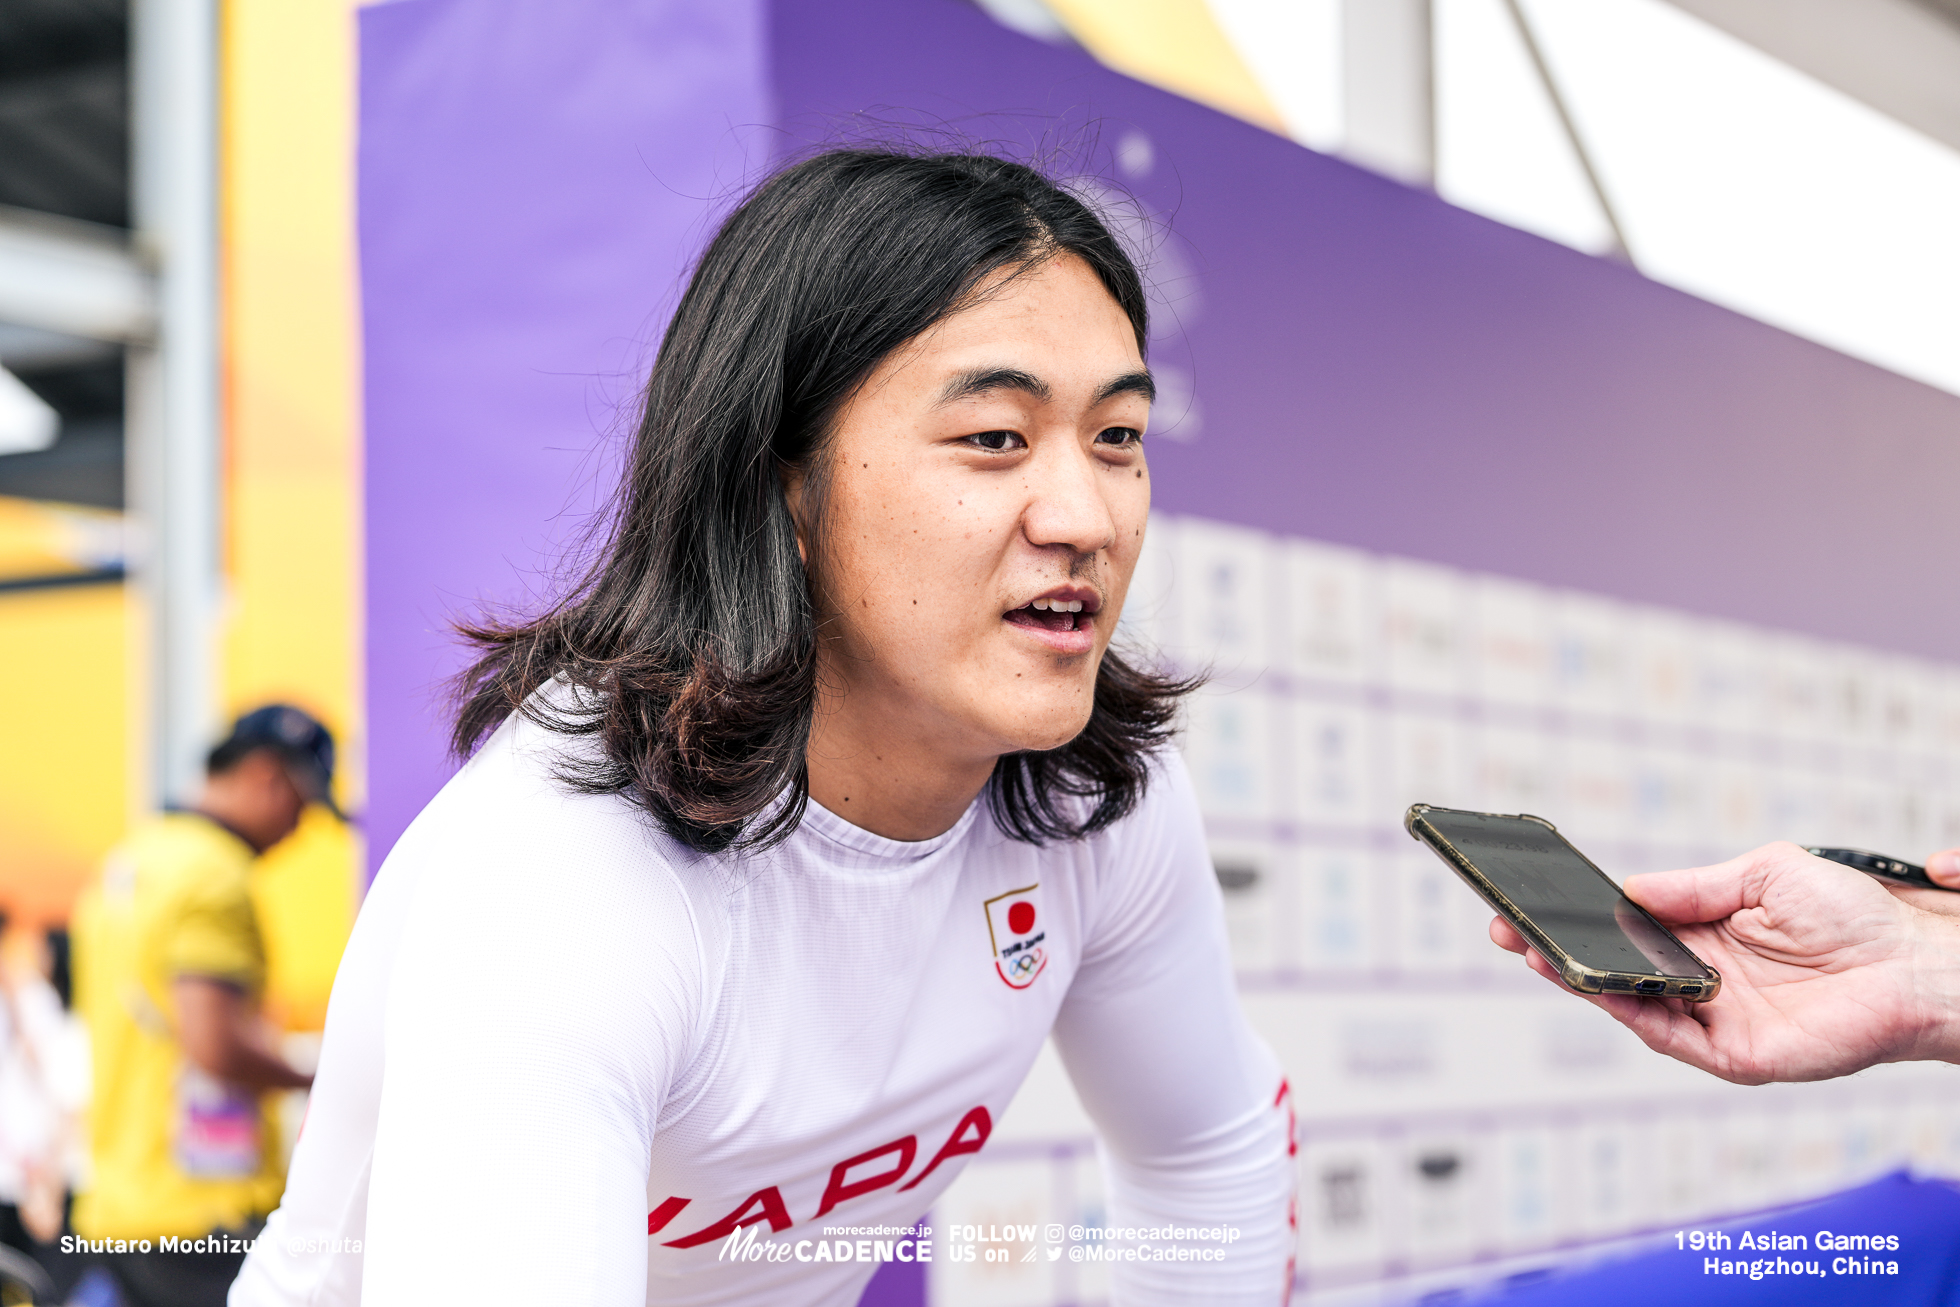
left=1481, top=1172, right=1960, bottom=1306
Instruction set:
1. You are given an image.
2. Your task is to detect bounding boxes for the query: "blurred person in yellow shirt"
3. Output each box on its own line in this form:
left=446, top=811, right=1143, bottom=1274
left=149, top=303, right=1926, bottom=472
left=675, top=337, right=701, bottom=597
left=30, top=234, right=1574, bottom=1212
left=71, top=706, right=333, bottom=1307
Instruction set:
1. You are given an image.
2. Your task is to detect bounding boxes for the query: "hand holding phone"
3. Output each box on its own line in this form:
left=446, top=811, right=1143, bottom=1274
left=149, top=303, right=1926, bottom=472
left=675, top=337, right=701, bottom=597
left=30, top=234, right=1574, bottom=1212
left=1485, top=840, right=1960, bottom=1085
left=1406, top=804, right=1719, bottom=1000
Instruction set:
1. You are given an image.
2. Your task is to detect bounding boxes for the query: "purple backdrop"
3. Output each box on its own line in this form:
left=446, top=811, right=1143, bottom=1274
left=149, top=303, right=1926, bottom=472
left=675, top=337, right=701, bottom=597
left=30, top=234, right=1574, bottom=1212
left=357, top=2, right=1960, bottom=1304
left=363, top=0, right=1960, bottom=879
left=359, top=0, right=770, bottom=874
left=770, top=0, right=1960, bottom=657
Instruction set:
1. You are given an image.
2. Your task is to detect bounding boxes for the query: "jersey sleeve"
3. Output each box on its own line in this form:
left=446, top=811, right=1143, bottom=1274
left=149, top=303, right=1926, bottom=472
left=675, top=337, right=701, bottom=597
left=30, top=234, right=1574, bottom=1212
left=359, top=777, right=712, bottom=1306
left=163, top=871, right=263, bottom=991
left=1052, top=751, right=1296, bottom=1306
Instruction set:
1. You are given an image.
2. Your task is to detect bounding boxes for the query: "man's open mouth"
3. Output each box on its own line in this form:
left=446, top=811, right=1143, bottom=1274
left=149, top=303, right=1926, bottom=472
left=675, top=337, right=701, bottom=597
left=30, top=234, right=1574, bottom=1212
left=1004, top=595, right=1096, bottom=633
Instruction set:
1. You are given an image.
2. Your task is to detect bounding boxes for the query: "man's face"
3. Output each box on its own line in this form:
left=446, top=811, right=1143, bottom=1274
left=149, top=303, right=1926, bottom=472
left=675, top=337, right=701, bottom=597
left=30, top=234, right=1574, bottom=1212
left=229, top=749, right=309, bottom=852
left=797, top=253, right=1153, bottom=770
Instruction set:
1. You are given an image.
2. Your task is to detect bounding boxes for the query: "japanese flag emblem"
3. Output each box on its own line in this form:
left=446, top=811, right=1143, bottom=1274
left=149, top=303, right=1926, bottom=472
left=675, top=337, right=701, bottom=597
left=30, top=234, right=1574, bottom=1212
left=984, top=884, right=1046, bottom=990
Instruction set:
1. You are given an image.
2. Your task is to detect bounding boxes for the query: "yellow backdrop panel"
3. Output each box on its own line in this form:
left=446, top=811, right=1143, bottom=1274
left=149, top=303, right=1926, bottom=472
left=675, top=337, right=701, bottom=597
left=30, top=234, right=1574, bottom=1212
left=0, top=582, right=128, bottom=929
left=1044, top=0, right=1282, bottom=131
left=215, top=0, right=363, bottom=1032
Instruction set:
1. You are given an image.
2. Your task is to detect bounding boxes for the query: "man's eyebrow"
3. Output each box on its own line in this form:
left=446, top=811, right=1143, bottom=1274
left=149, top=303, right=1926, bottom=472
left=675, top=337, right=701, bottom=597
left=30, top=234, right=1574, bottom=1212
left=936, top=367, right=1158, bottom=408
left=936, top=367, right=1052, bottom=406
left=1092, top=370, right=1156, bottom=406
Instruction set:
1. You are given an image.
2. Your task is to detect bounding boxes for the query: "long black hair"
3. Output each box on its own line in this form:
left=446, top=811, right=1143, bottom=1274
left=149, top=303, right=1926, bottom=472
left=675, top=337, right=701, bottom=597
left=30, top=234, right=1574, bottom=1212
left=451, top=147, right=1195, bottom=853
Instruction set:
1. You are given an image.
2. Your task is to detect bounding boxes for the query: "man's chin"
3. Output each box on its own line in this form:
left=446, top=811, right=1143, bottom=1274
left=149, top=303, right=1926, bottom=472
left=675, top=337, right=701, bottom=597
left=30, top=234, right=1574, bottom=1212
left=988, top=705, right=1098, bottom=757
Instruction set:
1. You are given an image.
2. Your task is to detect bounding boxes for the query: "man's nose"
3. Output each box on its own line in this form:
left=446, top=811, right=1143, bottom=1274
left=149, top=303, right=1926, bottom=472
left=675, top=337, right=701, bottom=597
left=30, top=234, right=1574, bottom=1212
left=1021, top=440, right=1116, bottom=557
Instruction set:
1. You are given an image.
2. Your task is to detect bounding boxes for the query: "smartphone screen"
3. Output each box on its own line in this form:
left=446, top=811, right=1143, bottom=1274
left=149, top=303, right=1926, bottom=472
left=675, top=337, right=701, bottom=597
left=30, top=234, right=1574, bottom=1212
left=1422, top=808, right=1712, bottom=979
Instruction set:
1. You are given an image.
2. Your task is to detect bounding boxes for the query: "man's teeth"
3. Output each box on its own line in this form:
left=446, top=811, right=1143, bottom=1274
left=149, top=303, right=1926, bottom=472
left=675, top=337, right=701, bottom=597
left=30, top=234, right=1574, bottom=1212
left=1029, top=598, right=1085, bottom=612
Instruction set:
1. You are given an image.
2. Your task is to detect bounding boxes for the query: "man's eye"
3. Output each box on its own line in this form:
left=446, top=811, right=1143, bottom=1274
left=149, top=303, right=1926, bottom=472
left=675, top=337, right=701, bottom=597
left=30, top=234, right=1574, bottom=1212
left=965, top=430, right=1024, bottom=451
left=1096, top=427, right=1142, bottom=447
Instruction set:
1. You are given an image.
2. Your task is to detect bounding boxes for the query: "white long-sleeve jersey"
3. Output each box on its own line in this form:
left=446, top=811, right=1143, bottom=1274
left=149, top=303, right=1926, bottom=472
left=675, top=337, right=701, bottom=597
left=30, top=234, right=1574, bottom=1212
left=231, top=709, right=1295, bottom=1307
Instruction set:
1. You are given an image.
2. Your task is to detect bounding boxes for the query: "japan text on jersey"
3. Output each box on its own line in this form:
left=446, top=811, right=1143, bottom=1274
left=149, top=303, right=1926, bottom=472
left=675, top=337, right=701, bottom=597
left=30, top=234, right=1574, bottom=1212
left=648, top=1105, right=993, bottom=1248
left=983, top=884, right=1046, bottom=989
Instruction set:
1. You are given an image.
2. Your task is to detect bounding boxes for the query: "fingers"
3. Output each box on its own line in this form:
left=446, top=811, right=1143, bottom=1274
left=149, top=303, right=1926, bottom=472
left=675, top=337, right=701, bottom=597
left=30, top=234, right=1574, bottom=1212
left=1621, top=847, right=1770, bottom=922
left=1497, top=940, right=1685, bottom=1034
left=1623, top=841, right=1822, bottom=924
left=1483, top=929, right=1741, bottom=1079
left=1509, top=938, right=1590, bottom=997
left=1590, top=988, right=1748, bottom=1080
left=1495, top=931, right=1582, bottom=992
left=1509, top=958, right=1740, bottom=1080
left=1483, top=916, right=1559, bottom=981
left=1480, top=898, right=1768, bottom=1086
left=1928, top=848, right=1960, bottom=890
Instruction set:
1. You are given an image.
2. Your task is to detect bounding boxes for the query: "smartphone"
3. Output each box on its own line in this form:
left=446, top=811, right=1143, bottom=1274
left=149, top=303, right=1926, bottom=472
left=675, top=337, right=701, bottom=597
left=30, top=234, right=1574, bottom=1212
left=1805, top=847, right=1951, bottom=891
left=1405, top=804, right=1721, bottom=1002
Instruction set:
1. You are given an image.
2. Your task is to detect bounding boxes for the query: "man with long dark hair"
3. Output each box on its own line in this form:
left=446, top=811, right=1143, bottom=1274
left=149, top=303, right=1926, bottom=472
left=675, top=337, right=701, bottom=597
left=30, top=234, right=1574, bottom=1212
left=234, top=149, right=1296, bottom=1306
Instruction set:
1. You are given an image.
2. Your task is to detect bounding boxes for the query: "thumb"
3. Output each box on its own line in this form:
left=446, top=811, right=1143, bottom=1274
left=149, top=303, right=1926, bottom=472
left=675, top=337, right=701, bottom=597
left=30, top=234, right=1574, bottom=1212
left=1623, top=843, right=1790, bottom=924
left=1927, top=848, right=1960, bottom=889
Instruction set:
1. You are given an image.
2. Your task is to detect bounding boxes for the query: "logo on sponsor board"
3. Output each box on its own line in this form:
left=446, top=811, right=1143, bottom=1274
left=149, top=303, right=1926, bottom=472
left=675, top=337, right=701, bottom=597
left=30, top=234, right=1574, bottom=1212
left=983, top=885, right=1046, bottom=990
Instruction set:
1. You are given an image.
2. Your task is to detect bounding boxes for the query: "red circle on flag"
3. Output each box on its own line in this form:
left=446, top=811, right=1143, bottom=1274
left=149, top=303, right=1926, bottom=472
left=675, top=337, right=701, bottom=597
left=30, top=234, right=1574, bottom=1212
left=1007, top=901, right=1036, bottom=935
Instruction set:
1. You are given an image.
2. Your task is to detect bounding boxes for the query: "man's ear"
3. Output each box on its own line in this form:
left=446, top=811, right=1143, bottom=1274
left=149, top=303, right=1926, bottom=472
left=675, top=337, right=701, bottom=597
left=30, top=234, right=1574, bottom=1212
left=780, top=462, right=809, bottom=566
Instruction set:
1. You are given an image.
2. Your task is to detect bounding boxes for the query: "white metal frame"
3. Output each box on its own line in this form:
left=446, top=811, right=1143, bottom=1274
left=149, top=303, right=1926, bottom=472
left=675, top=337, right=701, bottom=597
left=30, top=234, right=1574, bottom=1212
left=128, top=0, right=222, bottom=808
left=0, top=3, right=216, bottom=811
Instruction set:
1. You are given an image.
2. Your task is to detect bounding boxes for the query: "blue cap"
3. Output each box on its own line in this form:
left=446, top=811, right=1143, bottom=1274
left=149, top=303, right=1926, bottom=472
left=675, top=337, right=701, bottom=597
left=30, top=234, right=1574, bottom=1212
left=216, top=704, right=345, bottom=820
